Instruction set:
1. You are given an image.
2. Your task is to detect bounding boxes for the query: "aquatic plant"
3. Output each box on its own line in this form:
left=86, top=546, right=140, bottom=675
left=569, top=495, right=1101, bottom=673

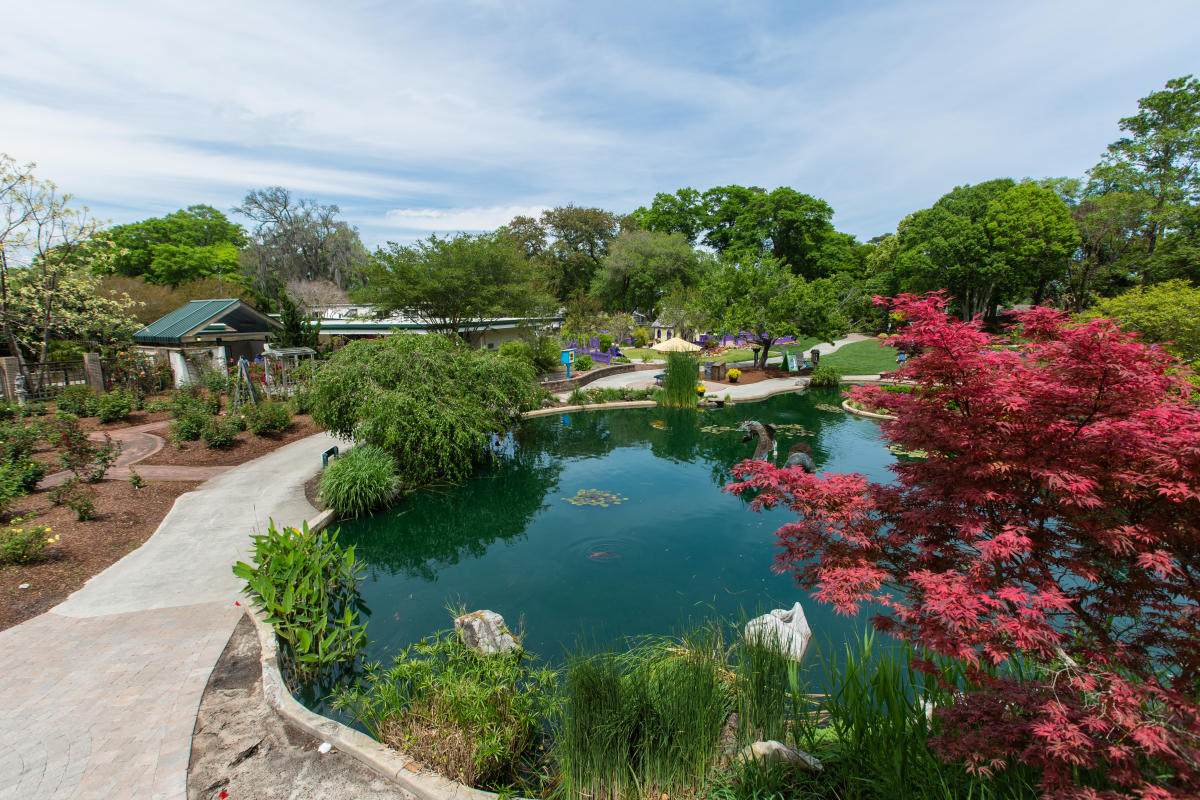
left=660, top=351, right=699, bottom=409
left=563, top=488, right=627, bottom=507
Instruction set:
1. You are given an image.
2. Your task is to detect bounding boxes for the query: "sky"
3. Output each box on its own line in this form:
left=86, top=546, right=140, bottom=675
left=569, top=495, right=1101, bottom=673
left=3, top=0, right=1198, bottom=247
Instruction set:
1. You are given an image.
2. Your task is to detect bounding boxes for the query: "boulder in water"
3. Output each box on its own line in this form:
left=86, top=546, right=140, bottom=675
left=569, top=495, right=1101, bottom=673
left=744, top=601, right=812, bottom=662
left=454, top=609, right=521, bottom=655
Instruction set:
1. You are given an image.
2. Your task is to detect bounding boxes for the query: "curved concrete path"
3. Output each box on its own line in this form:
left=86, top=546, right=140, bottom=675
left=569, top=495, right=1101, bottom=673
left=0, top=430, right=338, bottom=799
left=560, top=333, right=878, bottom=401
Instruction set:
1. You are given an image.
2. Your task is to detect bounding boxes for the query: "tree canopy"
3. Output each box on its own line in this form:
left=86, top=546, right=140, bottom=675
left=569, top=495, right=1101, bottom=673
left=590, top=229, right=703, bottom=316
left=729, top=294, right=1200, bottom=799
left=103, top=204, right=246, bottom=287
left=364, top=232, right=549, bottom=336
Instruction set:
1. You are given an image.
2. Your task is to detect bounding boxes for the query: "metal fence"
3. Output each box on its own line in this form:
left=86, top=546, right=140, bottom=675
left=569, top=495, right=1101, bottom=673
left=21, top=360, right=89, bottom=400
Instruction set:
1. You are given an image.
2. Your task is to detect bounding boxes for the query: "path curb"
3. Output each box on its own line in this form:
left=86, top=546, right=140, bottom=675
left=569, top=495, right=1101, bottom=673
left=841, top=399, right=897, bottom=420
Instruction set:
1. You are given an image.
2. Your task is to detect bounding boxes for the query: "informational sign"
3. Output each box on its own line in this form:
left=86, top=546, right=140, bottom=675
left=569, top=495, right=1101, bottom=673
left=561, top=348, right=575, bottom=378
left=787, top=352, right=800, bottom=372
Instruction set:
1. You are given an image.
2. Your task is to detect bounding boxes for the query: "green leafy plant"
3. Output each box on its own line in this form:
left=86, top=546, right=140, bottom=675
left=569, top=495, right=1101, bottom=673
left=168, top=411, right=207, bottom=444
left=49, top=476, right=97, bottom=521
left=633, top=327, right=650, bottom=347
left=575, top=353, right=594, bottom=371
left=201, top=415, right=241, bottom=448
left=53, top=415, right=122, bottom=482
left=808, top=363, right=842, bottom=387
left=244, top=399, right=293, bottom=435
left=333, top=627, right=560, bottom=791
left=0, top=519, right=56, bottom=565
left=567, top=387, right=588, bottom=406
left=6, top=457, right=46, bottom=492
left=94, top=388, right=134, bottom=423
left=128, top=467, right=144, bottom=489
left=232, top=519, right=368, bottom=686
left=319, top=445, right=400, bottom=518
left=597, top=333, right=614, bottom=353
left=55, top=385, right=98, bottom=417
left=726, top=367, right=742, bottom=381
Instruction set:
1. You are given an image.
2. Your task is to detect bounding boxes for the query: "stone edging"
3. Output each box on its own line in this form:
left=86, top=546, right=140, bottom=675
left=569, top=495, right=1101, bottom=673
left=841, top=399, right=897, bottom=420
left=538, top=362, right=635, bottom=392
left=523, top=400, right=657, bottom=418
left=247, top=508, right=504, bottom=800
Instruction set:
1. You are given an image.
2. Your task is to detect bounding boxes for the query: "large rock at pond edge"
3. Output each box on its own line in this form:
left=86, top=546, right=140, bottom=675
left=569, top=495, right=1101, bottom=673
left=736, top=740, right=823, bottom=772
left=743, top=601, right=812, bottom=662
left=454, top=610, right=520, bottom=655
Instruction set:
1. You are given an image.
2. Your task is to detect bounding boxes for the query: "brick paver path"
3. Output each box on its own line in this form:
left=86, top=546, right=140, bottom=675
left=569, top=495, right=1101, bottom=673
left=0, top=431, right=339, bottom=800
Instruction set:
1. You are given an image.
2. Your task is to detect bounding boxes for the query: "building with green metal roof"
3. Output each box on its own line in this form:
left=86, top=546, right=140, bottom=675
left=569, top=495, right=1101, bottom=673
left=133, top=299, right=282, bottom=362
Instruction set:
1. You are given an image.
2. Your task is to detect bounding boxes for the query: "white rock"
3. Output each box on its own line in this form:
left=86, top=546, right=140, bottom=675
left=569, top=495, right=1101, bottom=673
left=18, top=583, right=30, bottom=589
left=736, top=740, right=822, bottom=771
left=744, top=602, right=812, bottom=662
left=454, top=610, right=521, bottom=655
left=317, top=742, right=332, bottom=754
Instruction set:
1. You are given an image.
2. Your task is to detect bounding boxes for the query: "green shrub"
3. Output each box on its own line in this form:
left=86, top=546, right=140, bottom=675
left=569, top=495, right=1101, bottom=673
left=575, top=353, right=593, bottom=370
left=633, top=327, right=650, bottom=347
left=8, top=458, right=45, bottom=492
left=319, top=445, right=399, bottom=518
left=498, top=339, right=533, bottom=365
left=567, top=387, right=588, bottom=406
left=144, top=396, right=172, bottom=413
left=333, top=628, right=560, bottom=790
left=49, top=476, right=97, bottom=520
left=305, top=333, right=539, bottom=490
left=0, top=421, right=42, bottom=463
left=660, top=351, right=699, bottom=409
left=0, top=463, right=24, bottom=516
left=201, top=416, right=241, bottom=448
left=245, top=400, right=293, bottom=435
left=0, top=519, right=56, bottom=565
left=597, top=333, right=613, bottom=353
left=530, top=334, right=562, bottom=374
left=56, top=385, right=97, bottom=417
left=809, top=363, right=842, bottom=387
left=95, top=388, right=135, bottom=423
left=168, top=411, right=207, bottom=444
left=232, top=519, right=368, bottom=684
left=53, top=415, right=122, bottom=482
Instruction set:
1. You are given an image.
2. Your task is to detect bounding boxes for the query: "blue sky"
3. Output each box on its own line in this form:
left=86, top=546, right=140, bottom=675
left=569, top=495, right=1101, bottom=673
left=3, top=0, right=1197, bottom=247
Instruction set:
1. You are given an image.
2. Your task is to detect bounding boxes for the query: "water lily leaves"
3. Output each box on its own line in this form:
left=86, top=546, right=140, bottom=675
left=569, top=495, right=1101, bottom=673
left=563, top=489, right=628, bottom=507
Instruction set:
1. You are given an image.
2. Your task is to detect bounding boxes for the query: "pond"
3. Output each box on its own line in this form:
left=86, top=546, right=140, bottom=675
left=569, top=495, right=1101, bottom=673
left=311, top=388, right=896, bottom=712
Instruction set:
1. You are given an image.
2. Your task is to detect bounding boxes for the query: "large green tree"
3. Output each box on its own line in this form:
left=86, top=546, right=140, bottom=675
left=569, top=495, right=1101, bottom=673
left=104, top=205, right=246, bottom=287
left=539, top=205, right=622, bottom=301
left=1083, top=279, right=1200, bottom=364
left=235, top=187, right=368, bottom=297
left=590, top=229, right=703, bottom=316
left=365, top=232, right=548, bottom=338
left=1088, top=75, right=1200, bottom=280
left=636, top=185, right=862, bottom=281
left=985, top=182, right=1078, bottom=304
left=696, top=255, right=848, bottom=368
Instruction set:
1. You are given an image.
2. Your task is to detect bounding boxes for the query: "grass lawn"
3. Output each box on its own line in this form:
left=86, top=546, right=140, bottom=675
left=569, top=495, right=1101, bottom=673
left=820, top=338, right=899, bottom=375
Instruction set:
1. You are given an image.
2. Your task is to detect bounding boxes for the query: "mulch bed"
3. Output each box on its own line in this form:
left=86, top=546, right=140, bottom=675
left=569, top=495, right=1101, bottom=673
left=78, top=409, right=171, bottom=432
left=139, top=415, right=320, bottom=467
left=1, top=479, right=201, bottom=631
left=715, top=366, right=798, bottom=386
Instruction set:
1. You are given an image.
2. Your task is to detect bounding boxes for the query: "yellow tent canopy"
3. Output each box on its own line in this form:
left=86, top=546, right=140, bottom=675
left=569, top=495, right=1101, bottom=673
left=652, top=336, right=701, bottom=352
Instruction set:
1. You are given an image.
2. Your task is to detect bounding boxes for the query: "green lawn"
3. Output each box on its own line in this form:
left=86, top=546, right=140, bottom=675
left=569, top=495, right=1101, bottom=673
left=820, top=338, right=898, bottom=375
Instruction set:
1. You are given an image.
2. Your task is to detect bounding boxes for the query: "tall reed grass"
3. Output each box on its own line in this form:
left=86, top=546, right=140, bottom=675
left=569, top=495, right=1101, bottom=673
left=660, top=351, right=699, bottom=409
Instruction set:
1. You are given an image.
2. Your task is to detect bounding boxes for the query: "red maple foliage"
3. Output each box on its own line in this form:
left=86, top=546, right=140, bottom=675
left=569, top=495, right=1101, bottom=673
left=727, top=294, right=1200, bottom=799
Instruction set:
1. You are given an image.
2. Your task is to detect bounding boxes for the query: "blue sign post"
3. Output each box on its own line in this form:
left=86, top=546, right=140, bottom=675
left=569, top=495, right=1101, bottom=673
left=561, top=348, right=575, bottom=379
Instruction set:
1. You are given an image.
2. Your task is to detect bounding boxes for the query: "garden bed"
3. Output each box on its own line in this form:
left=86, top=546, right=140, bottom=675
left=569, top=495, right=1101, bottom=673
left=140, top=414, right=320, bottom=467
left=0, top=478, right=201, bottom=630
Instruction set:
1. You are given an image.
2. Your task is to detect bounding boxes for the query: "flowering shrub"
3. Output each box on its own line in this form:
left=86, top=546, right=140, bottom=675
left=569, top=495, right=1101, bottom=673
left=727, top=293, right=1200, bottom=799
left=0, top=520, right=56, bottom=564
left=726, top=367, right=741, bottom=380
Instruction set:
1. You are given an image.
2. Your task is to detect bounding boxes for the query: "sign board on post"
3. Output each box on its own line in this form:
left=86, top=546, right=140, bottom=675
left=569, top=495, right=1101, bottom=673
left=561, top=348, right=575, bottom=379
left=787, top=352, right=800, bottom=372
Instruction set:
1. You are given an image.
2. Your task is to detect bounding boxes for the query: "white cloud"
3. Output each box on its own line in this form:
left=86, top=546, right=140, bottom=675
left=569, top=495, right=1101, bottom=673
left=382, top=206, right=550, bottom=233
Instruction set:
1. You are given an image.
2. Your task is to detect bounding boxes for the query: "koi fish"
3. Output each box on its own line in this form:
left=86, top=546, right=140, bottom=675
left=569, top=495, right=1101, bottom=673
left=589, top=551, right=619, bottom=559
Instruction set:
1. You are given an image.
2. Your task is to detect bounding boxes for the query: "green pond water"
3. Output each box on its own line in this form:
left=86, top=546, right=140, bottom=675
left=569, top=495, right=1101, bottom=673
left=310, top=388, right=896, bottom=712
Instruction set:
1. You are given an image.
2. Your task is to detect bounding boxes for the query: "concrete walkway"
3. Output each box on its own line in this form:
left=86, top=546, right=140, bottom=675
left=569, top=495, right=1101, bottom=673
left=560, top=333, right=876, bottom=400
left=0, top=430, right=338, bottom=800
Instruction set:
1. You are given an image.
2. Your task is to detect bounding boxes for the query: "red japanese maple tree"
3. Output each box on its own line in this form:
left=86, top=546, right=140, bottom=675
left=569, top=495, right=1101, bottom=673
left=727, top=294, right=1200, bottom=799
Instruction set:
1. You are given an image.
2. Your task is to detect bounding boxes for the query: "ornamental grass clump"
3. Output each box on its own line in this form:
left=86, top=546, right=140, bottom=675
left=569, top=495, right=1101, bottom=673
left=333, top=628, right=560, bottom=791
left=319, top=445, right=400, bottom=518
left=660, top=351, right=699, bottom=409
left=558, top=627, right=732, bottom=800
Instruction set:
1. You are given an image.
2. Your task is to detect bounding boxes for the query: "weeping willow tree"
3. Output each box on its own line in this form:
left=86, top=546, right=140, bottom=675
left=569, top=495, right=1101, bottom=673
left=302, top=333, right=540, bottom=489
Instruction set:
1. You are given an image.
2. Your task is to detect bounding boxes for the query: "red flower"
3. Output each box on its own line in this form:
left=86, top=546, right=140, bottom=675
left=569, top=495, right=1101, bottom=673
left=219, top=791, right=229, bottom=799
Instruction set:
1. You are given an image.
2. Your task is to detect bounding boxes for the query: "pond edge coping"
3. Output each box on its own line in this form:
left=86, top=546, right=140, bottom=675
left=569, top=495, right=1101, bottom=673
left=247, top=387, right=826, bottom=800
left=247, top=508, right=507, bottom=800
left=841, top=399, right=898, bottom=421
